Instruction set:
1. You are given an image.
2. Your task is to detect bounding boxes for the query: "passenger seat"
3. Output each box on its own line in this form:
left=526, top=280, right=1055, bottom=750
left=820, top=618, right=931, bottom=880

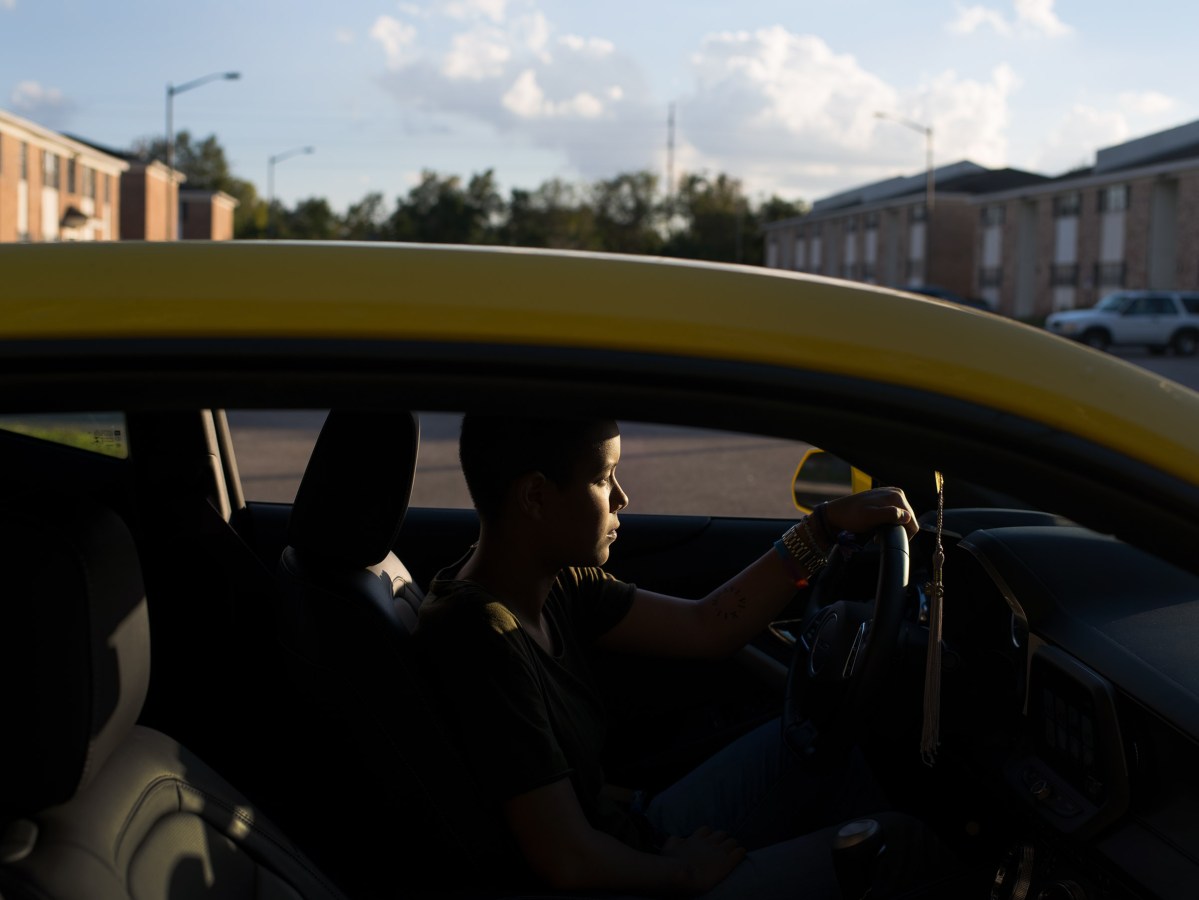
left=0, top=499, right=346, bottom=900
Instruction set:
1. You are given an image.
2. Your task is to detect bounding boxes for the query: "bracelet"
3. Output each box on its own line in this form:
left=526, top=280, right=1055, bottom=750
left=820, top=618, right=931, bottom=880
left=779, top=515, right=829, bottom=577
left=773, top=539, right=810, bottom=588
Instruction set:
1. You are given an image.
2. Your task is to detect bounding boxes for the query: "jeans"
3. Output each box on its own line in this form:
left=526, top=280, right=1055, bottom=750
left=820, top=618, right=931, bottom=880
left=639, top=718, right=909, bottom=899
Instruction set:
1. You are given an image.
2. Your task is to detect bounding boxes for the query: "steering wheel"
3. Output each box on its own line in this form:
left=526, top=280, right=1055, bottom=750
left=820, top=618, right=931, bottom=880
left=783, top=524, right=910, bottom=762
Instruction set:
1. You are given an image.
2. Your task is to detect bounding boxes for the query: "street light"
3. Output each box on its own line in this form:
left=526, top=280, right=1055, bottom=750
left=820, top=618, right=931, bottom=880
left=267, top=146, right=315, bottom=237
left=874, top=110, right=934, bottom=212
left=165, top=71, right=240, bottom=239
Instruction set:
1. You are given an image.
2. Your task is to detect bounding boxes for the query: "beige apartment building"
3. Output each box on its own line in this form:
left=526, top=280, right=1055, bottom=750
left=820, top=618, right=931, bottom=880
left=0, top=110, right=128, bottom=242
left=763, top=162, right=1047, bottom=302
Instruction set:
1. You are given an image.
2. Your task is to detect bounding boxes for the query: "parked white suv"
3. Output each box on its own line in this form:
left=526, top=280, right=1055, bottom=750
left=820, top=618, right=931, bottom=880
left=1045, top=290, right=1199, bottom=355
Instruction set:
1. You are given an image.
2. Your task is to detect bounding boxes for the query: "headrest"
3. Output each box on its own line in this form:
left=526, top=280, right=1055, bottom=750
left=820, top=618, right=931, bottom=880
left=287, top=410, right=420, bottom=568
left=0, top=501, right=150, bottom=814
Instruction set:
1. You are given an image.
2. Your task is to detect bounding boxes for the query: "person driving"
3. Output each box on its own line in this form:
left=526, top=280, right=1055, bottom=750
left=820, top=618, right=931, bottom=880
left=416, top=414, right=924, bottom=898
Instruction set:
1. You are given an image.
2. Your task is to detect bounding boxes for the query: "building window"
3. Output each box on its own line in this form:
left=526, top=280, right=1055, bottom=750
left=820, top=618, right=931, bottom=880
left=980, top=205, right=1005, bottom=226
left=1095, top=262, right=1126, bottom=287
left=1053, top=192, right=1080, bottom=217
left=1050, top=263, right=1079, bottom=286
left=845, top=217, right=858, bottom=233
left=979, top=267, right=1003, bottom=288
left=910, top=204, right=928, bottom=223
left=1098, top=185, right=1128, bottom=213
left=43, top=152, right=59, bottom=189
left=82, top=167, right=95, bottom=199
left=67, top=158, right=77, bottom=194
left=103, top=173, right=110, bottom=202
left=19, top=142, right=28, bottom=181
left=863, top=212, right=879, bottom=230
left=861, top=262, right=877, bottom=281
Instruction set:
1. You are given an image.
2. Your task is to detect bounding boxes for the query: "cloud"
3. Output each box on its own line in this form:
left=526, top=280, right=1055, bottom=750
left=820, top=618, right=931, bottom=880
left=10, top=81, right=76, bottom=128
left=371, top=16, right=418, bottom=70
left=1, top=0, right=14, bottom=10
left=443, top=27, right=511, bottom=79
left=366, top=8, right=1022, bottom=204
left=1117, top=90, right=1175, bottom=117
left=1032, top=90, right=1185, bottom=174
left=501, top=70, right=604, bottom=119
left=335, top=27, right=354, bottom=45
left=441, top=0, right=508, bottom=23
left=1014, top=0, right=1072, bottom=37
left=948, top=0, right=1071, bottom=38
left=677, top=27, right=1018, bottom=200
left=371, top=1, right=658, bottom=177
left=559, top=34, right=615, bottom=58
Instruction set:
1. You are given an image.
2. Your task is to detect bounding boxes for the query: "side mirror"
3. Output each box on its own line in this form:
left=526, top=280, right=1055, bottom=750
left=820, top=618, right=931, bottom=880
left=792, top=448, right=873, bottom=513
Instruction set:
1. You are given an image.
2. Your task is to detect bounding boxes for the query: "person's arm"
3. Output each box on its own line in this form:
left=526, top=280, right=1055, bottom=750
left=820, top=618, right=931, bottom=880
left=506, top=777, right=745, bottom=895
left=598, top=487, right=917, bottom=659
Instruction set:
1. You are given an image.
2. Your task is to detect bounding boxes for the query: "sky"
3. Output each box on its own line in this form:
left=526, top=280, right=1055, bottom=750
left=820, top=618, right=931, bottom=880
left=2, top=0, right=1196, bottom=213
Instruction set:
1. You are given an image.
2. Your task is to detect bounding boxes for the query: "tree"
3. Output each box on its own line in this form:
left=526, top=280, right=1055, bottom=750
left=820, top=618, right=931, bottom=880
left=661, top=172, right=750, bottom=263
left=501, top=179, right=599, bottom=250
left=340, top=192, right=388, bottom=241
left=135, top=130, right=265, bottom=238
left=273, top=197, right=339, bottom=240
left=389, top=169, right=502, bottom=245
left=590, top=171, right=662, bottom=256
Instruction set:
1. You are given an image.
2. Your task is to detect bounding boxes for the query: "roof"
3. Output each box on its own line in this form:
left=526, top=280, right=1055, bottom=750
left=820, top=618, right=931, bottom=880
left=763, top=162, right=1049, bottom=229
left=1, top=241, right=1196, bottom=488
left=0, top=110, right=130, bottom=175
left=179, top=189, right=240, bottom=208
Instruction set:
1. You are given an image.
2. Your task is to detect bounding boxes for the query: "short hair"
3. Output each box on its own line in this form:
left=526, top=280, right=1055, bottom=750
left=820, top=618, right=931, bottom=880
left=459, top=414, right=616, bottom=522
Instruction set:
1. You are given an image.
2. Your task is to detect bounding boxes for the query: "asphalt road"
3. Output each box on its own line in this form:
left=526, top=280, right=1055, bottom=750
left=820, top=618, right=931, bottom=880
left=226, top=349, right=1198, bottom=516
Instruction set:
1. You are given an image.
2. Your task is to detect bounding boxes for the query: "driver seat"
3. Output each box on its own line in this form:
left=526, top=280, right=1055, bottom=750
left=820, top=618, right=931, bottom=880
left=274, top=410, right=507, bottom=896
left=0, top=498, right=345, bottom=900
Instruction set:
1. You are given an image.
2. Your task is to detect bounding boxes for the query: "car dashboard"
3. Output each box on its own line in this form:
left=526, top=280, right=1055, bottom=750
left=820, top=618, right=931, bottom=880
left=909, top=509, right=1199, bottom=900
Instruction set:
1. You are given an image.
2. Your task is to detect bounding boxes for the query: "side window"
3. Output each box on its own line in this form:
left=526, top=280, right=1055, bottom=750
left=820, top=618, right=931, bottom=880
left=1180, top=295, right=1199, bottom=315
left=0, top=412, right=129, bottom=458
left=226, top=410, right=807, bottom=517
left=1146, top=296, right=1176, bottom=315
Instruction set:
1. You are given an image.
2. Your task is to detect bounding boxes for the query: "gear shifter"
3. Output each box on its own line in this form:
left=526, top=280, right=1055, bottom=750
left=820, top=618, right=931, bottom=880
left=832, top=818, right=884, bottom=900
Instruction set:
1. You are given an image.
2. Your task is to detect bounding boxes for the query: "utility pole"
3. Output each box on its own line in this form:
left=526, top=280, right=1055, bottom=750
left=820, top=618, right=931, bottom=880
left=666, top=103, right=675, bottom=204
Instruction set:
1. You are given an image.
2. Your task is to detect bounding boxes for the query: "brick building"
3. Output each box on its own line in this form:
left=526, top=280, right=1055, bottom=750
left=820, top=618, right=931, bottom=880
left=0, top=110, right=128, bottom=242
left=119, top=159, right=183, bottom=242
left=970, top=120, right=1199, bottom=319
left=180, top=189, right=239, bottom=240
left=763, top=162, right=1047, bottom=301
left=766, top=119, right=1199, bottom=321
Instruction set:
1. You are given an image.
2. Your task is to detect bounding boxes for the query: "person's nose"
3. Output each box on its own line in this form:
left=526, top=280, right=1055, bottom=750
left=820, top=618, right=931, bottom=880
left=611, top=477, right=629, bottom=512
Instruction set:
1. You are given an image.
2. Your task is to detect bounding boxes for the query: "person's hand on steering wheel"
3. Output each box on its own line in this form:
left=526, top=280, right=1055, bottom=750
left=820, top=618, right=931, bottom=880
left=821, top=487, right=919, bottom=544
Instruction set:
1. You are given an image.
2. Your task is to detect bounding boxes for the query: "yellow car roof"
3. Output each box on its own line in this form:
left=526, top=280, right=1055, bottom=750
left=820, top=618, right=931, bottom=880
left=3, top=241, right=1198, bottom=486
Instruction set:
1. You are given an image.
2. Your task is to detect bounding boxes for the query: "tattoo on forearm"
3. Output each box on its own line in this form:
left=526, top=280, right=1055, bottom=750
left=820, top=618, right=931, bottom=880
left=712, top=586, right=749, bottom=621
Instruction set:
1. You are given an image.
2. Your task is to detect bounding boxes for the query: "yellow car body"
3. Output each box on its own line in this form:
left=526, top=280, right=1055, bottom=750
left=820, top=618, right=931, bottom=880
left=4, top=241, right=1197, bottom=487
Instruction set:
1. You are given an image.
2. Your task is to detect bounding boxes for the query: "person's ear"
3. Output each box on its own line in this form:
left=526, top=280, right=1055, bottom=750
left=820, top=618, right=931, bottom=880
left=515, top=471, right=549, bottom=520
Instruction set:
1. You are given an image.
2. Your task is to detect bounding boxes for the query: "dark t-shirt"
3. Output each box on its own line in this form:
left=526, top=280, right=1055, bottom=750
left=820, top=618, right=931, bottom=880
left=417, top=562, right=646, bottom=852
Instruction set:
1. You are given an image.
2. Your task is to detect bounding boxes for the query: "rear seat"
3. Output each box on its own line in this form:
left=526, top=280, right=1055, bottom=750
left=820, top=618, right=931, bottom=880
left=0, top=499, right=346, bottom=900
